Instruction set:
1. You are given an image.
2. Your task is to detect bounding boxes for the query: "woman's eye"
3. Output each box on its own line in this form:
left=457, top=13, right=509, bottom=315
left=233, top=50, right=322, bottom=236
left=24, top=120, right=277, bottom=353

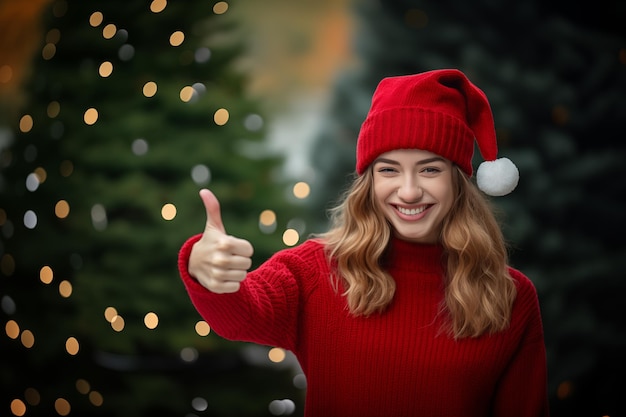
left=377, top=167, right=396, bottom=173
left=422, top=166, right=441, bottom=174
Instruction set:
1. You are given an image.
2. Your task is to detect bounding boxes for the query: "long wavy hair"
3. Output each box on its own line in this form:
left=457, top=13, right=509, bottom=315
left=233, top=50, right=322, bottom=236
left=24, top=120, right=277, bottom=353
left=319, top=166, right=517, bottom=339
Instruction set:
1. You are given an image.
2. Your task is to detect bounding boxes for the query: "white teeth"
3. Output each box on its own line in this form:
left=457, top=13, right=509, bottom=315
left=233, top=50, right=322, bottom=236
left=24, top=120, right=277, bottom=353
left=397, top=206, right=426, bottom=215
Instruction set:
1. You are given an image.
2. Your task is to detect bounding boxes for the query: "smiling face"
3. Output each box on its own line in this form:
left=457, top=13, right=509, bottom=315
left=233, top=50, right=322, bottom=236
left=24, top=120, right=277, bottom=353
left=372, top=149, right=455, bottom=244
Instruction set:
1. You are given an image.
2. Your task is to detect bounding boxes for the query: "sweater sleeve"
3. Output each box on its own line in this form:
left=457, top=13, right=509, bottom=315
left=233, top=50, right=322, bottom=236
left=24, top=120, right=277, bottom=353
left=491, top=269, right=550, bottom=417
left=177, top=234, right=309, bottom=352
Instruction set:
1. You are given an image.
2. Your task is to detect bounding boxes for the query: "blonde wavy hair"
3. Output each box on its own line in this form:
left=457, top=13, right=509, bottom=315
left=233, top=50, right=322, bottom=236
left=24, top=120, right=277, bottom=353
left=320, top=166, right=517, bottom=339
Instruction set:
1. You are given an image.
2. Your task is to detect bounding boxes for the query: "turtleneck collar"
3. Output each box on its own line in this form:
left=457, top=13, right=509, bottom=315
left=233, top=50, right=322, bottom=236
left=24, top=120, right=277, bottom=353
left=384, top=237, right=445, bottom=274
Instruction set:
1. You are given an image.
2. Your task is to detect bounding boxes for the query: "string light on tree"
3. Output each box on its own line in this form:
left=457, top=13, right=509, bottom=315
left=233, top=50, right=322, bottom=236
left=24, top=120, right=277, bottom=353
left=150, top=0, right=167, bottom=13
left=58, top=280, right=72, bottom=298
left=89, top=11, right=103, bottom=27
left=259, top=209, right=277, bottom=234
left=194, top=320, right=211, bottom=336
left=179, top=86, right=195, bottom=102
left=5, top=320, right=20, bottom=339
left=292, top=182, right=310, bottom=199
left=169, top=31, right=185, bottom=47
left=161, top=203, right=176, bottom=220
left=268, top=347, right=286, bottom=363
left=65, top=337, right=80, bottom=355
left=214, top=108, right=229, bottom=125
left=83, top=108, right=98, bottom=125
left=47, top=101, right=60, bottom=117
left=143, top=81, right=157, bottom=97
left=98, top=61, right=113, bottom=77
left=19, top=115, right=33, bottom=132
left=102, top=23, right=116, bottom=39
left=55, top=200, right=70, bottom=219
left=282, top=229, right=299, bottom=246
left=144, top=312, right=159, bottom=329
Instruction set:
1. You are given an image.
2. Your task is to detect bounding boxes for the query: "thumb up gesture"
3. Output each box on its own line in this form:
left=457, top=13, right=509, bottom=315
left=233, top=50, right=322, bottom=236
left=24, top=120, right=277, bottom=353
left=188, top=189, right=254, bottom=293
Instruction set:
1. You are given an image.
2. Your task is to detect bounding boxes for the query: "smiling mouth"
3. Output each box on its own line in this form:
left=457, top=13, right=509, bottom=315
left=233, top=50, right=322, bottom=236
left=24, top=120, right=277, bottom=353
left=396, top=205, right=428, bottom=215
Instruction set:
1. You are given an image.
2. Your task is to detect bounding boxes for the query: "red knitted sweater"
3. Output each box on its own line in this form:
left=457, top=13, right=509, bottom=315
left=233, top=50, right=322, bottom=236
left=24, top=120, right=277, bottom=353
left=178, top=235, right=549, bottom=417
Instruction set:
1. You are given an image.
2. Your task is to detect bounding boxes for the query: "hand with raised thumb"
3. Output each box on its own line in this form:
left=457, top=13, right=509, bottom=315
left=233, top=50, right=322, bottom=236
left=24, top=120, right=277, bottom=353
left=188, top=189, right=254, bottom=293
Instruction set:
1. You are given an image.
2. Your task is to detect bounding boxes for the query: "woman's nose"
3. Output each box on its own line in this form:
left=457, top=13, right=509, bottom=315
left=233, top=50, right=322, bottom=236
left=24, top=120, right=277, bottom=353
left=397, top=176, right=423, bottom=202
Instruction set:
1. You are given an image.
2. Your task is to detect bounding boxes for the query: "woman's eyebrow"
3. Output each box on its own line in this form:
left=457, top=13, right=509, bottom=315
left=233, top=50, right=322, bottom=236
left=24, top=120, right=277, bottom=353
left=373, top=156, right=446, bottom=165
left=416, top=157, right=446, bottom=165
left=373, top=157, right=400, bottom=165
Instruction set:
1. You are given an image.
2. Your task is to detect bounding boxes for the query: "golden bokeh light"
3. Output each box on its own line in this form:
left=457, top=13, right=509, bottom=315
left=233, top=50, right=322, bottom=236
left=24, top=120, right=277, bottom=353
left=5, top=320, right=20, bottom=339
left=19, top=115, right=33, bottom=133
left=54, top=398, right=71, bottom=416
left=104, top=306, right=118, bottom=322
left=46, top=28, right=61, bottom=44
left=34, top=167, right=47, bottom=183
left=195, top=320, right=210, bottom=336
left=29, top=172, right=48, bottom=191
left=76, top=379, right=90, bottom=395
left=259, top=209, right=276, bottom=226
left=65, top=336, right=79, bottom=355
left=179, top=85, right=194, bottom=102
left=42, top=43, right=56, bottom=60
left=143, top=81, right=157, bottom=97
left=84, top=108, right=98, bottom=125
left=55, top=200, right=70, bottom=219
left=89, top=391, right=104, bottom=407
left=21, top=329, right=35, bottom=348
left=169, top=31, right=185, bottom=47
left=59, top=280, right=72, bottom=298
left=111, top=315, right=125, bottom=332
left=89, top=11, right=104, bottom=27
left=214, top=108, right=229, bottom=125
left=150, top=0, right=167, bottom=13
left=293, top=182, right=310, bottom=199
left=47, top=101, right=60, bottom=118
left=10, top=399, right=26, bottom=416
left=99, top=61, right=113, bottom=77
left=213, top=1, right=229, bottom=14
left=161, top=203, right=176, bottom=220
left=102, top=23, right=117, bottom=39
left=268, top=347, right=286, bottom=363
left=282, top=229, right=299, bottom=247
left=144, top=312, right=159, bottom=329
left=40, top=265, right=53, bottom=284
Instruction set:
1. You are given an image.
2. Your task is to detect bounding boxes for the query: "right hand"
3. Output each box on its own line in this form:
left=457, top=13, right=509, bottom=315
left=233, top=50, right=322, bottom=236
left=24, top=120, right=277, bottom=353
left=188, top=189, right=254, bottom=293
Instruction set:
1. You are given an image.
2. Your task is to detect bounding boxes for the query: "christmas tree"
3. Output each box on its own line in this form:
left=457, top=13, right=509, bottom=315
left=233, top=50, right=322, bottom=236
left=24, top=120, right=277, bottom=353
left=1, top=1, right=304, bottom=415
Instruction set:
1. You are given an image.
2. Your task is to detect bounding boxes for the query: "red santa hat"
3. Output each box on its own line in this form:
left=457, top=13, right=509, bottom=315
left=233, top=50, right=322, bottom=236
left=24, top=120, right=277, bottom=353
left=356, top=69, right=519, bottom=196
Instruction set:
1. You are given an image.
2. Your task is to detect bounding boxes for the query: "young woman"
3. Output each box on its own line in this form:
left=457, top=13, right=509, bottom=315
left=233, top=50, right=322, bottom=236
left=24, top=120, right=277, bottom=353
left=178, top=69, right=550, bottom=416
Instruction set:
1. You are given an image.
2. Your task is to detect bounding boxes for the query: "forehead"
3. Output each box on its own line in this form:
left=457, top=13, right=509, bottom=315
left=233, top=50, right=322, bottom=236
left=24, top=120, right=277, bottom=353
left=376, top=149, right=449, bottom=162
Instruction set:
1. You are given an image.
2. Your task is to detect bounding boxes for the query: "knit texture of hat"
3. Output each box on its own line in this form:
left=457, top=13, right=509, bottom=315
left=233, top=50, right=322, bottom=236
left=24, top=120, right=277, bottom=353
left=356, top=69, right=519, bottom=196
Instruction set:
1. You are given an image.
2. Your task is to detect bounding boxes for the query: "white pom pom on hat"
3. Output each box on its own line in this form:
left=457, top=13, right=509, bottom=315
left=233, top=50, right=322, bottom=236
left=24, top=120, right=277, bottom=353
left=356, top=69, right=519, bottom=196
left=476, top=157, right=519, bottom=196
